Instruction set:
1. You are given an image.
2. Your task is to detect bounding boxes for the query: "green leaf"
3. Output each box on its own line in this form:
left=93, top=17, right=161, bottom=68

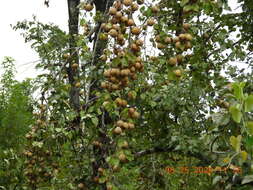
left=140, top=94, right=146, bottom=100
left=230, top=135, right=241, bottom=152
left=180, top=0, right=189, bottom=6
left=240, top=151, right=248, bottom=161
left=91, top=117, right=98, bottom=126
left=242, top=175, right=253, bottom=185
left=99, top=176, right=107, bottom=184
left=32, top=141, right=43, bottom=148
left=211, top=112, right=230, bottom=126
left=232, top=82, right=245, bottom=100
left=245, top=95, right=253, bottom=112
left=150, top=101, right=157, bottom=108
left=246, top=121, right=253, bottom=135
left=245, top=136, right=253, bottom=148
left=212, top=176, right=222, bottom=185
left=106, top=156, right=119, bottom=166
left=229, top=105, right=242, bottom=123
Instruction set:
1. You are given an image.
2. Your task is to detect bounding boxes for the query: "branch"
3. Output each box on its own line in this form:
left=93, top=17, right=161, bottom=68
left=210, top=135, right=231, bottom=154
left=135, top=146, right=175, bottom=158
left=134, top=145, right=212, bottom=165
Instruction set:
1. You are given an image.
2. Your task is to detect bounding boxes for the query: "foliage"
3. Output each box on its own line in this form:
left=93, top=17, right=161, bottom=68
left=0, top=57, right=34, bottom=189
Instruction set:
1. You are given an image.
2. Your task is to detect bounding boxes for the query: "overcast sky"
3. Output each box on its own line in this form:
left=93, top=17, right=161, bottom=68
left=0, top=0, right=68, bottom=81
left=0, top=0, right=241, bottom=81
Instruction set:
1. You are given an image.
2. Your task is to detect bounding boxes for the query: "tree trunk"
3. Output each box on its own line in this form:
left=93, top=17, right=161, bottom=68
left=67, top=0, right=81, bottom=116
left=89, top=0, right=115, bottom=189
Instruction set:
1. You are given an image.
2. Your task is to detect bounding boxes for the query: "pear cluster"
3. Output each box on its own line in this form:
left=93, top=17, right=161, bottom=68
left=96, top=0, right=145, bottom=187
left=99, top=0, right=143, bottom=138
left=23, top=105, right=58, bottom=187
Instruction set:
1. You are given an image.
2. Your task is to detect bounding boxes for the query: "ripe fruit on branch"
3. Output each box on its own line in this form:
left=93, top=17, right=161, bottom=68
left=109, top=7, right=117, bottom=15
left=173, top=37, right=180, bottom=43
left=112, top=165, right=120, bottom=172
left=134, top=62, right=142, bottom=70
left=115, top=97, right=122, bottom=105
left=130, top=66, right=136, bottom=72
left=130, top=43, right=140, bottom=52
left=110, top=17, right=120, bottom=24
left=107, top=185, right=113, bottom=190
left=93, top=176, right=99, bottom=183
left=147, top=18, right=155, bottom=26
left=115, top=11, right=123, bottom=19
left=122, top=141, right=129, bottom=148
left=114, top=1, right=122, bottom=10
left=83, top=3, right=94, bottom=11
left=111, top=84, right=119, bottom=90
left=121, top=99, right=128, bottom=107
left=136, top=56, right=142, bottom=62
left=122, top=122, right=129, bottom=129
left=117, top=33, right=124, bottom=41
left=25, top=134, right=33, bottom=140
left=185, top=33, right=193, bottom=41
left=118, top=153, right=127, bottom=162
left=155, top=35, right=161, bottom=42
left=114, top=127, right=122, bottom=134
left=185, top=41, right=192, bottom=49
left=128, top=91, right=136, bottom=99
left=78, top=183, right=85, bottom=189
left=131, top=3, right=139, bottom=11
left=115, top=98, right=127, bottom=107
left=63, top=53, right=70, bottom=59
left=112, top=24, right=120, bottom=31
left=122, top=69, right=131, bottom=76
left=109, top=29, right=118, bottom=37
left=151, top=5, right=159, bottom=13
left=100, top=81, right=106, bottom=88
left=183, top=23, right=191, bottom=30
left=121, top=16, right=128, bottom=23
left=164, top=37, right=172, bottom=44
left=98, top=167, right=104, bottom=174
left=137, top=0, right=144, bottom=5
left=176, top=54, right=184, bottom=64
left=157, top=43, right=166, bottom=49
left=104, top=24, right=112, bottom=32
left=93, top=141, right=102, bottom=147
left=100, top=54, right=107, bottom=61
left=128, top=108, right=135, bottom=115
left=175, top=41, right=182, bottom=49
left=127, top=19, right=135, bottom=26
left=75, top=82, right=81, bottom=88
left=168, top=57, right=177, bottom=66
left=104, top=70, right=110, bottom=77
left=136, top=39, right=144, bottom=46
left=132, top=111, right=140, bottom=119
left=179, top=33, right=186, bottom=41
left=116, top=120, right=124, bottom=128
left=173, top=69, right=182, bottom=77
left=131, top=27, right=141, bottom=35
left=71, top=63, right=78, bottom=69
left=111, top=68, right=120, bottom=76
left=37, top=119, right=43, bottom=125
left=123, top=0, right=132, bottom=6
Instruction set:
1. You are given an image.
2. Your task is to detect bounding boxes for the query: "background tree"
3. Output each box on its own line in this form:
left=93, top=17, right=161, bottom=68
left=0, top=57, right=34, bottom=189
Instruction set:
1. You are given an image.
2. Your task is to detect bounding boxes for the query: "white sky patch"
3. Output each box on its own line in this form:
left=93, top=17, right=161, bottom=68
left=0, top=0, right=68, bottom=81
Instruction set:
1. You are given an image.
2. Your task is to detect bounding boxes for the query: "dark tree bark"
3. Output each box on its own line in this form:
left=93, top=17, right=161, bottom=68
left=67, top=0, right=81, bottom=116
